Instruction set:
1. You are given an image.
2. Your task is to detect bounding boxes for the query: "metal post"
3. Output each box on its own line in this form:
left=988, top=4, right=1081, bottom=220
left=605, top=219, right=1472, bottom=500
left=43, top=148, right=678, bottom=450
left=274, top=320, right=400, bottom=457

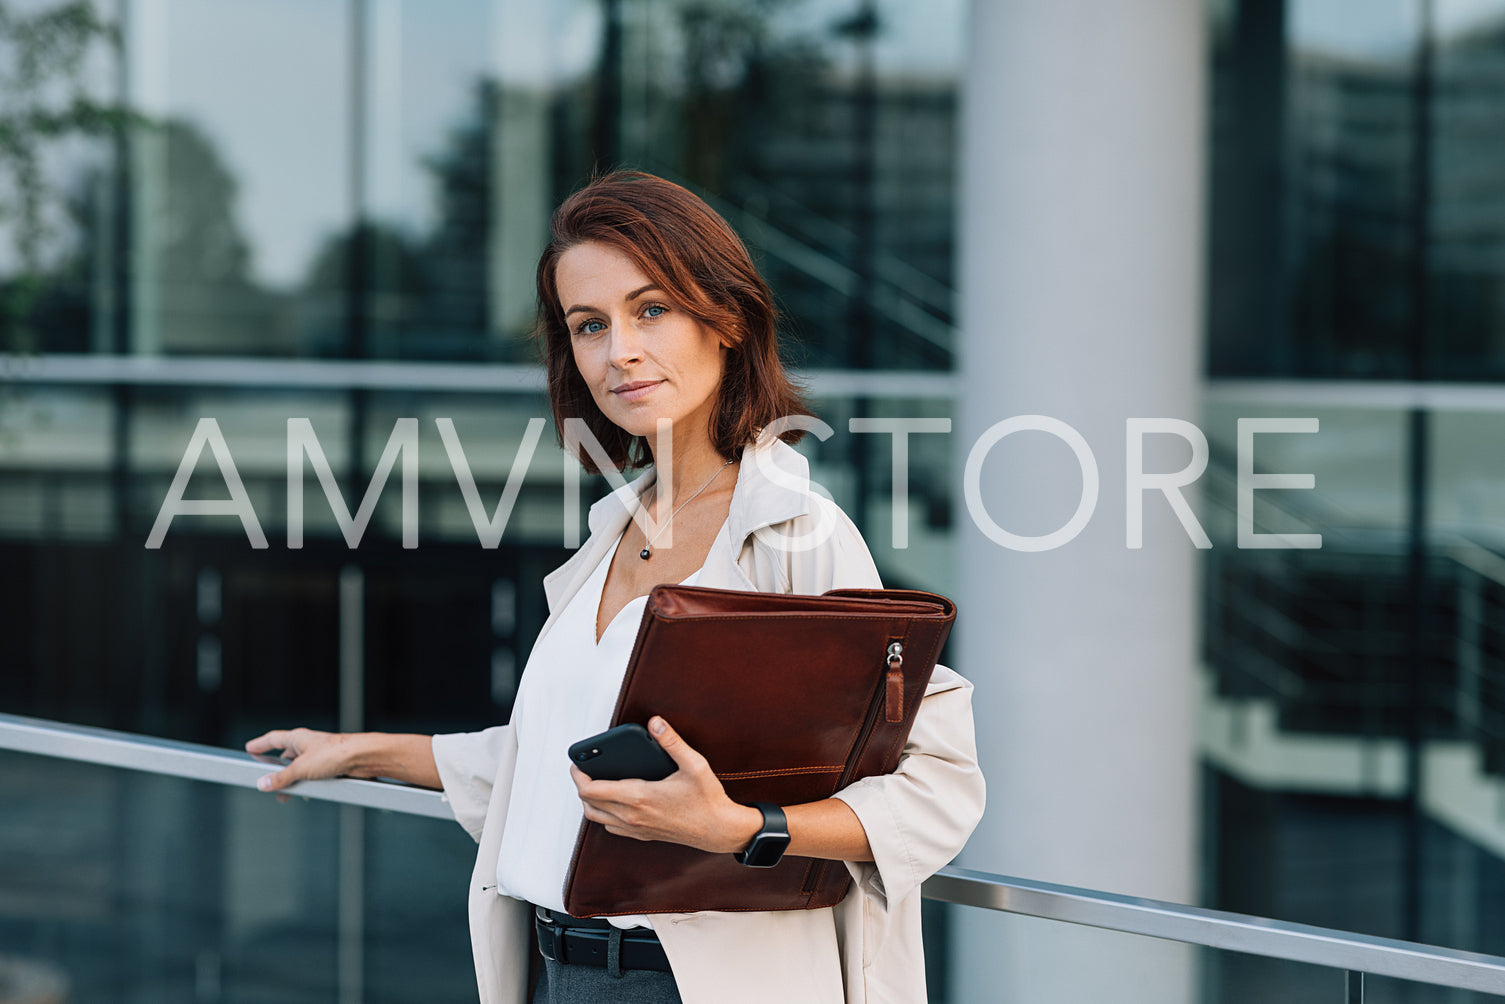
left=1457, top=568, right=1482, bottom=736
left=594, top=0, right=622, bottom=170
left=846, top=0, right=878, bottom=536
left=1401, top=0, right=1435, bottom=946
left=346, top=0, right=371, bottom=492
left=338, top=564, right=365, bottom=1004
left=1346, top=970, right=1364, bottom=1003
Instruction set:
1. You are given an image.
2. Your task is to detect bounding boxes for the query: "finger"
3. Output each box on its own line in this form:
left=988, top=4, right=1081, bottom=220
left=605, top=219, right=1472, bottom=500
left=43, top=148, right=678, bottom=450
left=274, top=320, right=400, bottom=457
left=245, top=730, right=291, bottom=755
left=577, top=790, right=629, bottom=820
left=648, top=716, right=705, bottom=773
left=582, top=802, right=624, bottom=827
left=257, top=765, right=301, bottom=793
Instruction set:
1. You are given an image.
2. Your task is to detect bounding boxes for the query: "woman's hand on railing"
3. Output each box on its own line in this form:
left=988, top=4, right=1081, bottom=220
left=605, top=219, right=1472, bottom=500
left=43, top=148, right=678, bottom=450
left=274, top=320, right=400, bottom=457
left=245, top=729, right=442, bottom=793
left=245, top=728, right=358, bottom=792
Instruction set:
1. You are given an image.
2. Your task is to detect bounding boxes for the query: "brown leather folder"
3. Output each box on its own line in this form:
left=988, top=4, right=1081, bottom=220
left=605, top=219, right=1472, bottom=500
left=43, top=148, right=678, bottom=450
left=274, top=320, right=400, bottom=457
left=562, top=584, right=956, bottom=917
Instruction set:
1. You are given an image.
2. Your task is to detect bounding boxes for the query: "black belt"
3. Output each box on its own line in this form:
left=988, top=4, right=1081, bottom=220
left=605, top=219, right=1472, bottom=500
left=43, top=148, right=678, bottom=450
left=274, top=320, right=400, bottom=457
left=533, top=907, right=672, bottom=973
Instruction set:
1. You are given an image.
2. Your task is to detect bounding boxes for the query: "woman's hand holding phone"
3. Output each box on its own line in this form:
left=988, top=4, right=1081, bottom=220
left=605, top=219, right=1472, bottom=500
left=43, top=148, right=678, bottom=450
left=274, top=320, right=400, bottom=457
left=570, top=716, right=763, bottom=854
left=568, top=722, right=677, bottom=781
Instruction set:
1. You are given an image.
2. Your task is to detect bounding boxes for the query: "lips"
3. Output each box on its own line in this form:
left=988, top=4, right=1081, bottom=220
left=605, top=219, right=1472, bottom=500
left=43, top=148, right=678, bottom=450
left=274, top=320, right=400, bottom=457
left=611, top=380, right=663, bottom=401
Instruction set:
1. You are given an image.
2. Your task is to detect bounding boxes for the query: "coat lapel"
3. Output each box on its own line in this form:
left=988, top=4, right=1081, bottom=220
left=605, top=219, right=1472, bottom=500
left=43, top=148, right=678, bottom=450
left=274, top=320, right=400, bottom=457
left=540, top=432, right=813, bottom=613
left=540, top=467, right=655, bottom=619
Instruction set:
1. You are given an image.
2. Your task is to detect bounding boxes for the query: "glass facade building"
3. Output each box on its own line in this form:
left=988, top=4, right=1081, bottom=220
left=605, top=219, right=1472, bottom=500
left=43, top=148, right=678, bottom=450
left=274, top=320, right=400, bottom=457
left=4, top=0, right=1505, bottom=1000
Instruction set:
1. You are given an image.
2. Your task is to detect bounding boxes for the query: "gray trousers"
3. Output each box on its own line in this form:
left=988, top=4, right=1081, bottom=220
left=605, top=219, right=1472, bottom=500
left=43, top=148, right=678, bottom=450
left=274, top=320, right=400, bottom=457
left=532, top=954, right=683, bottom=1004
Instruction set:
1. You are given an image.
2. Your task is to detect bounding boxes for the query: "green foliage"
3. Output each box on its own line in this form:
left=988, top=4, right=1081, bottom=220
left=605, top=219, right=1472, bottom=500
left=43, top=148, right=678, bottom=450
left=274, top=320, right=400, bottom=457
left=0, top=0, right=148, bottom=354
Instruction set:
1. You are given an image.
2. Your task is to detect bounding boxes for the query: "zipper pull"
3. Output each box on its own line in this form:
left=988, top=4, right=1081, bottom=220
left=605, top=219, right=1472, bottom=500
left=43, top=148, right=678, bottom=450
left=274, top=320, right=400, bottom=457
left=885, top=642, right=904, bottom=723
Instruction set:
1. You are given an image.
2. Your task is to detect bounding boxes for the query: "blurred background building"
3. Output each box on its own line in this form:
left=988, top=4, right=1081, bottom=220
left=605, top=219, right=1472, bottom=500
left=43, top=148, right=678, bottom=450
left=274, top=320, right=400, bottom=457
left=3, top=0, right=1505, bottom=1001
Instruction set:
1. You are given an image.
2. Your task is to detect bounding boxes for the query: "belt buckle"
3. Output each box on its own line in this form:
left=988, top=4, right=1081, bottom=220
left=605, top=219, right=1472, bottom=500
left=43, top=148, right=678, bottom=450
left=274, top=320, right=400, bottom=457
left=535, top=915, right=564, bottom=964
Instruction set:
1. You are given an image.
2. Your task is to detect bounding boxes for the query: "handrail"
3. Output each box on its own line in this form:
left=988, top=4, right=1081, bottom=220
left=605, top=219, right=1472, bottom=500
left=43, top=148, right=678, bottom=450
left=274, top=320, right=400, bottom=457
left=4, top=712, right=1505, bottom=994
left=0, top=711, right=452, bottom=820
left=923, top=868, right=1505, bottom=995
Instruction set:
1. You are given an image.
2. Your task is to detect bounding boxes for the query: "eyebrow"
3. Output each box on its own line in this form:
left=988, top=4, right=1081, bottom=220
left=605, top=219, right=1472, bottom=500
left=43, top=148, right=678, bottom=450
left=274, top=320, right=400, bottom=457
left=563, top=284, right=663, bottom=317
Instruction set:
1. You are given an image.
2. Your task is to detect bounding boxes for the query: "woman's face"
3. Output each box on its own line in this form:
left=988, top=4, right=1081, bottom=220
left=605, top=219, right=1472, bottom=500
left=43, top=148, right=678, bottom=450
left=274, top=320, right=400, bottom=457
left=556, top=240, right=729, bottom=446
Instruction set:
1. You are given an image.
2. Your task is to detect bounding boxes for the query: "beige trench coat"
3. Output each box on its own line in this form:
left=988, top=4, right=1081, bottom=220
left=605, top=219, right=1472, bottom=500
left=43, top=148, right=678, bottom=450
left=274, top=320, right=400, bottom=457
left=431, top=432, right=986, bottom=1004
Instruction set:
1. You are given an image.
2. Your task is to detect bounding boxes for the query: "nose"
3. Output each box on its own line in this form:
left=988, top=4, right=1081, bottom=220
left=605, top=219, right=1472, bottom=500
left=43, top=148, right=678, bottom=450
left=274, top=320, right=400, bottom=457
left=607, top=317, right=644, bottom=368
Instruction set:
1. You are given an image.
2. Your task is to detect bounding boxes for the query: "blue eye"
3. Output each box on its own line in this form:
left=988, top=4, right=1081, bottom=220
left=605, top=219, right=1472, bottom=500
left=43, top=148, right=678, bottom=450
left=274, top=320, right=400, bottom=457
left=577, top=319, right=606, bottom=335
left=644, top=304, right=667, bottom=318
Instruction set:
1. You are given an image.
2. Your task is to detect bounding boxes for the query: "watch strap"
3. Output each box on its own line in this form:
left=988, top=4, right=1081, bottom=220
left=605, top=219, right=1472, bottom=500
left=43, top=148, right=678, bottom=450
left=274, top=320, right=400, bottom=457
left=733, top=802, right=790, bottom=867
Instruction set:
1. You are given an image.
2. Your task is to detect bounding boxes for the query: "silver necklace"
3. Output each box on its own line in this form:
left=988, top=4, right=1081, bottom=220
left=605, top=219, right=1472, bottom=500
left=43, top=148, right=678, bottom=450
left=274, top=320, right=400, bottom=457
left=637, top=458, right=734, bottom=560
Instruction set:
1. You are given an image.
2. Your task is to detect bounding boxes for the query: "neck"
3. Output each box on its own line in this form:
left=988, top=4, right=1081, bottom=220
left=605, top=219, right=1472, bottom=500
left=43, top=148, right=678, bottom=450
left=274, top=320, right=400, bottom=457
left=645, top=424, right=733, bottom=507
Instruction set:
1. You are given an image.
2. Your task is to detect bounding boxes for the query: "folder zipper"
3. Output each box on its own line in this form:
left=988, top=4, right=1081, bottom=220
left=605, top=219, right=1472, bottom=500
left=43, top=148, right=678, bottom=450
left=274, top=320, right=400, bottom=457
left=835, top=640, right=901, bottom=791
left=803, top=638, right=905, bottom=896
left=884, top=641, right=905, bottom=723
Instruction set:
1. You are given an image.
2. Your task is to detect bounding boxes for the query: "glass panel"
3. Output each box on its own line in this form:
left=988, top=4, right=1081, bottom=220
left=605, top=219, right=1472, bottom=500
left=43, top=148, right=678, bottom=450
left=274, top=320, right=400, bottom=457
left=0, top=0, right=968, bottom=368
left=938, top=905, right=1196, bottom=1003
left=939, top=901, right=1503, bottom=1003
left=1208, top=0, right=1423, bottom=378
left=0, top=381, right=575, bottom=741
left=0, top=749, right=477, bottom=1003
left=1211, top=0, right=1505, bottom=380
left=1356, top=971, right=1500, bottom=1004
left=1430, top=409, right=1505, bottom=539
left=611, top=0, right=962, bottom=370
left=129, top=1, right=351, bottom=358
left=804, top=390, right=956, bottom=592
left=0, top=0, right=120, bottom=357
left=1206, top=948, right=1494, bottom=1003
left=362, top=0, right=503, bottom=362
left=1201, top=400, right=1413, bottom=729
left=1199, top=396, right=1505, bottom=968
left=1428, top=0, right=1505, bottom=380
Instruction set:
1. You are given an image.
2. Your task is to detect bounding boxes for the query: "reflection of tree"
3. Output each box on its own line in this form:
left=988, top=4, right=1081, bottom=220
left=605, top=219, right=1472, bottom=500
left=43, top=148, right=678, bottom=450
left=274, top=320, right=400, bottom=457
left=298, top=220, right=430, bottom=358
left=417, top=78, right=495, bottom=357
left=1281, top=54, right=1416, bottom=378
left=32, top=117, right=281, bottom=355
left=0, top=0, right=144, bottom=354
left=675, top=0, right=827, bottom=192
left=151, top=119, right=280, bottom=354
left=296, top=78, right=507, bottom=361
left=158, top=121, right=252, bottom=287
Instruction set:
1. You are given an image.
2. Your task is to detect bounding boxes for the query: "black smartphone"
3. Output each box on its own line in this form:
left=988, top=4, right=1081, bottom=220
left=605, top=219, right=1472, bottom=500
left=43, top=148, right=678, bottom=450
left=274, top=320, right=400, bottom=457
left=568, top=723, right=677, bottom=781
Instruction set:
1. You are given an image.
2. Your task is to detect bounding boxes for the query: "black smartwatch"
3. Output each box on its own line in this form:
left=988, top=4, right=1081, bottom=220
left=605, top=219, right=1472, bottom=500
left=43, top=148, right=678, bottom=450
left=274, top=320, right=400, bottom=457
left=733, top=802, right=791, bottom=868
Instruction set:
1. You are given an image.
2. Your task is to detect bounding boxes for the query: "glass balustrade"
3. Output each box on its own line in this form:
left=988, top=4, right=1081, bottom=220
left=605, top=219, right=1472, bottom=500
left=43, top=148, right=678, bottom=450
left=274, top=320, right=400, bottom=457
left=0, top=747, right=477, bottom=1004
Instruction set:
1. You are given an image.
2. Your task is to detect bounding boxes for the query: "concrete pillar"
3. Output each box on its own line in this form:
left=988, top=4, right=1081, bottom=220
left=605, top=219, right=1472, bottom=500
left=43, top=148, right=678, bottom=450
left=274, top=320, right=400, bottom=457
left=126, top=0, right=170, bottom=356
left=490, top=1, right=554, bottom=343
left=951, top=2, right=1206, bottom=1002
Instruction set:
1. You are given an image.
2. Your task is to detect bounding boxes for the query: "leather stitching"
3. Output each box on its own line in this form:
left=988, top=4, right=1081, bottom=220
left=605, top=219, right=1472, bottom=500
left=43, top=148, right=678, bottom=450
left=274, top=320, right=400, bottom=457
left=714, top=765, right=843, bottom=780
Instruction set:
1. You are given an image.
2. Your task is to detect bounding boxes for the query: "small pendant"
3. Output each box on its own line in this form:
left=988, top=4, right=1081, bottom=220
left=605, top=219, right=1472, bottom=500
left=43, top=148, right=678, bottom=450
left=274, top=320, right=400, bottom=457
left=639, top=547, right=651, bottom=560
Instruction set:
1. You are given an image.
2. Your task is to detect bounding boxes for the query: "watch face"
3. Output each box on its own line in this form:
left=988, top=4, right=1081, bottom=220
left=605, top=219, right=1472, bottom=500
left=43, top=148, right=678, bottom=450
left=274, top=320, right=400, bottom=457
left=742, top=831, right=791, bottom=868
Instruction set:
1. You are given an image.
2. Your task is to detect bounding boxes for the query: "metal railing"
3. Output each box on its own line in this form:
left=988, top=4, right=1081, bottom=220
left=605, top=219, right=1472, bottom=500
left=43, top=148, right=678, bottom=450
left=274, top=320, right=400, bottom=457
left=3, top=712, right=1504, bottom=999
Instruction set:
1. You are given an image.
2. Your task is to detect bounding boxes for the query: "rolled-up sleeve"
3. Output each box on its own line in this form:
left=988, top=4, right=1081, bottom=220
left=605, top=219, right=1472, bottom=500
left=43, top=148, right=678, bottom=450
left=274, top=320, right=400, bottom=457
left=832, top=663, right=985, bottom=911
left=431, top=725, right=513, bottom=842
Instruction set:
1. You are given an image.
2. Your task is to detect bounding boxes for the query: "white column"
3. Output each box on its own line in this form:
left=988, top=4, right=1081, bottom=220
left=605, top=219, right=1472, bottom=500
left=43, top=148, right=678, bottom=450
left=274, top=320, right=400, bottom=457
left=125, top=0, right=170, bottom=356
left=489, top=0, right=554, bottom=343
left=951, top=2, right=1206, bottom=1002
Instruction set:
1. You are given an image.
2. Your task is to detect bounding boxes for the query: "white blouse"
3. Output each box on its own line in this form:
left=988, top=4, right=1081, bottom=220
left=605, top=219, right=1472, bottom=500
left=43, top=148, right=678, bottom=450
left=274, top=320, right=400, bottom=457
left=494, top=532, right=702, bottom=930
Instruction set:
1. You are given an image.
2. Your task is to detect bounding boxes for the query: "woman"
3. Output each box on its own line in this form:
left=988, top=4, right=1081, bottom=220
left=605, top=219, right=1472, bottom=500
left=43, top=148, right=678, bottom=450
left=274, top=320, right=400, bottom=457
left=246, top=171, right=984, bottom=1004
